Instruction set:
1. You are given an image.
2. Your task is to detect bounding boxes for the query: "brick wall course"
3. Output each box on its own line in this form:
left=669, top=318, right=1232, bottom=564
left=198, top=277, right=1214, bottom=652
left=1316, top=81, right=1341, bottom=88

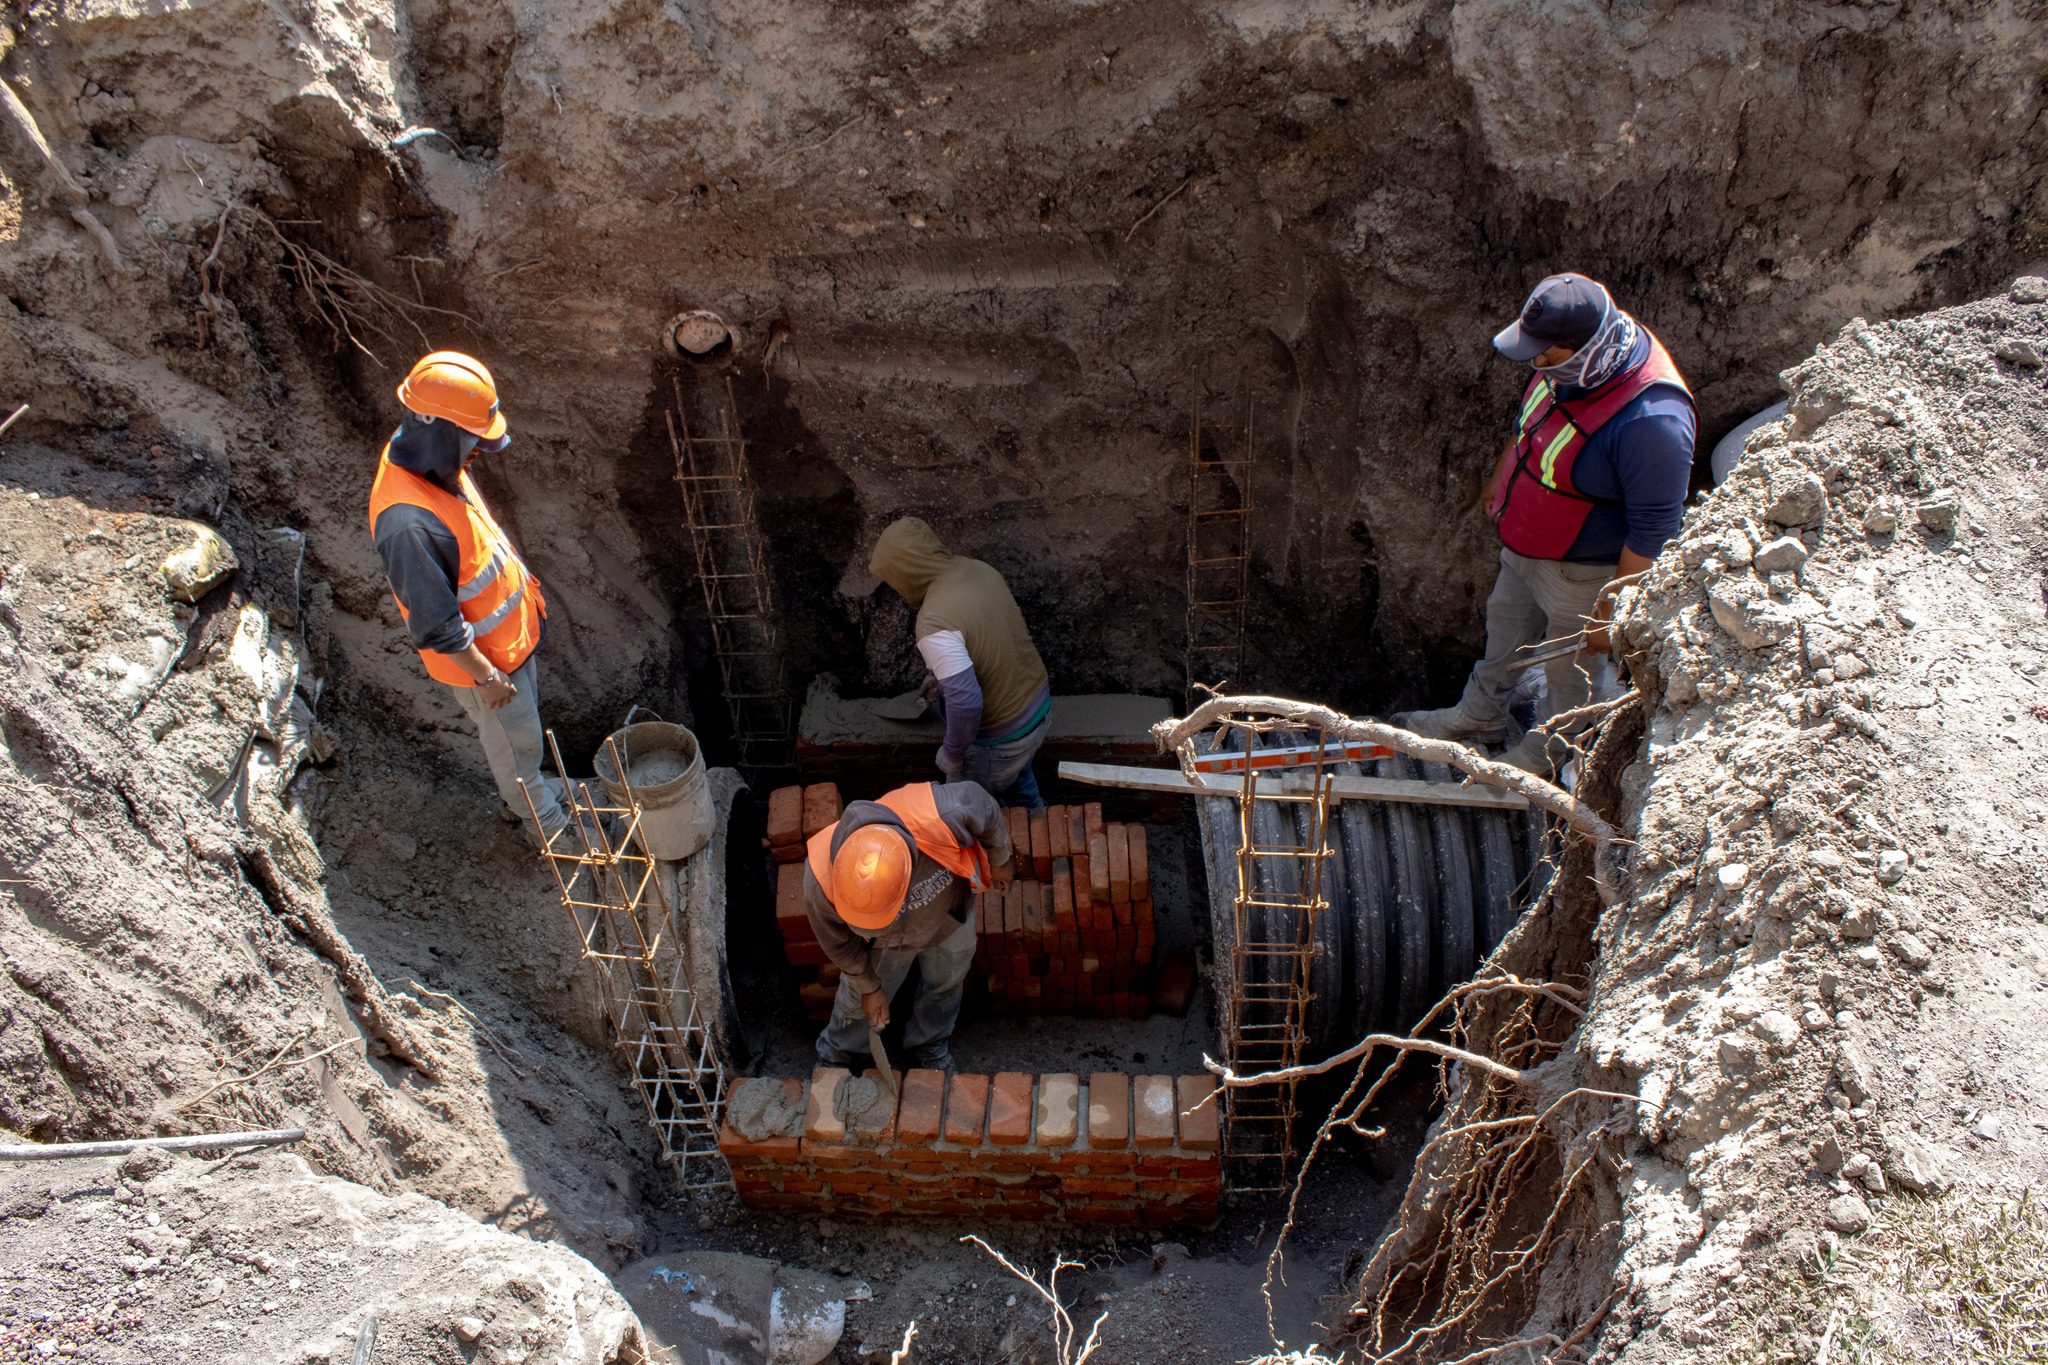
left=720, top=1072, right=1220, bottom=1223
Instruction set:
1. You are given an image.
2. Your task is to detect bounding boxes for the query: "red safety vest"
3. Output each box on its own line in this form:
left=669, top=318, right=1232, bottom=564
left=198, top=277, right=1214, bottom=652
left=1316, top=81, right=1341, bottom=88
left=1489, top=331, right=1693, bottom=560
left=367, top=448, right=546, bottom=686
left=806, top=783, right=992, bottom=910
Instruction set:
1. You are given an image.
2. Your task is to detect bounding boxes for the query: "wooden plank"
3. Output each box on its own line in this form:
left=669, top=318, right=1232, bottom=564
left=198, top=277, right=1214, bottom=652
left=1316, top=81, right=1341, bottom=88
left=1055, top=760, right=1532, bottom=812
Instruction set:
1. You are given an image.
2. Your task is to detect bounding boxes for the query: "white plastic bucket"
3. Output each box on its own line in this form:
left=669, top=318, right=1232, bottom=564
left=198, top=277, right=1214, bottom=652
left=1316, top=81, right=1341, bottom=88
left=595, top=719, right=713, bottom=861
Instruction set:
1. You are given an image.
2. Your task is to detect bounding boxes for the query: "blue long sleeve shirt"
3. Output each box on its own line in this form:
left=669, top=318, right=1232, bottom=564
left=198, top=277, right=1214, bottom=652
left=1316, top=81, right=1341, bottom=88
left=1556, top=386, right=1697, bottom=564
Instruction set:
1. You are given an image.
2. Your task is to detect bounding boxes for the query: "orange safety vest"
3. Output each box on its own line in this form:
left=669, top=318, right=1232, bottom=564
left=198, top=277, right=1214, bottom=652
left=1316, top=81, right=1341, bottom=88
left=1489, top=331, right=1693, bottom=560
left=367, top=447, right=546, bottom=687
left=805, top=783, right=992, bottom=914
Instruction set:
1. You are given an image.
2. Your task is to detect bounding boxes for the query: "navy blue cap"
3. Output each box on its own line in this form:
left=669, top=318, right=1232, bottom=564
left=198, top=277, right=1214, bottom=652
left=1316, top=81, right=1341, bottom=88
left=1493, top=273, right=1610, bottom=361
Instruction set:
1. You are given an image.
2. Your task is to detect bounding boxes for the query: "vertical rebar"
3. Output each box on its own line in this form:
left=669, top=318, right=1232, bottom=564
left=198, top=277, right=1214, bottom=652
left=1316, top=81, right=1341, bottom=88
left=1185, top=392, right=1254, bottom=709
left=1200, top=709, right=1334, bottom=1194
left=520, top=734, right=731, bottom=1189
left=669, top=373, right=795, bottom=780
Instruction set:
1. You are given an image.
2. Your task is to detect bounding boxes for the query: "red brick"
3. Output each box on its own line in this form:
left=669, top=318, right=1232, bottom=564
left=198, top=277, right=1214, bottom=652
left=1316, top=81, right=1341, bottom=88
left=798, top=981, right=835, bottom=1013
left=897, top=1069, right=945, bottom=1145
left=1003, top=882, right=1025, bottom=939
left=1128, top=825, right=1149, bottom=899
left=1048, top=806, right=1070, bottom=860
left=1176, top=1075, right=1220, bottom=1153
left=988, top=1072, right=1034, bottom=1145
left=1087, top=1073, right=1130, bottom=1147
left=775, top=862, right=808, bottom=933
left=1107, top=826, right=1131, bottom=904
left=1052, top=867, right=1074, bottom=928
left=1029, top=810, right=1052, bottom=880
left=717, top=1078, right=804, bottom=1160
left=1132, top=1075, right=1176, bottom=1149
left=1035, top=1074, right=1079, bottom=1146
left=943, top=1074, right=991, bottom=1145
left=1006, top=807, right=1030, bottom=869
left=1087, top=833, right=1111, bottom=901
left=800, top=783, right=842, bottom=839
left=1152, top=951, right=1197, bottom=1017
left=806, top=1067, right=849, bottom=1143
left=766, top=786, right=804, bottom=850
left=1065, top=809, right=1086, bottom=868
left=1084, top=802, right=1105, bottom=842
left=785, top=938, right=829, bottom=967
left=1071, top=853, right=1092, bottom=911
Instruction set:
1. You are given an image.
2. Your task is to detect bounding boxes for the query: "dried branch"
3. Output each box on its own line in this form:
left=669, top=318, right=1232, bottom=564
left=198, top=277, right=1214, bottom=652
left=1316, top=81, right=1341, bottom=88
left=962, top=1237, right=1106, bottom=1365
left=1154, top=694, right=1626, bottom=903
left=168, top=1033, right=351, bottom=1115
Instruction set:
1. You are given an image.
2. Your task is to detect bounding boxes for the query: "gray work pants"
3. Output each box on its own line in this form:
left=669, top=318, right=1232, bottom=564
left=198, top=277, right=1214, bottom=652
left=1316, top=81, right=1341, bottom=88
left=1449, top=548, right=1615, bottom=740
left=449, top=653, right=568, bottom=840
left=816, top=912, right=978, bottom=1064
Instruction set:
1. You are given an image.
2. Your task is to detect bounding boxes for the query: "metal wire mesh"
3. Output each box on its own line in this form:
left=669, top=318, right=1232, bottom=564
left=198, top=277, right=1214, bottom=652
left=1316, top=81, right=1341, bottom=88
left=521, top=733, right=731, bottom=1189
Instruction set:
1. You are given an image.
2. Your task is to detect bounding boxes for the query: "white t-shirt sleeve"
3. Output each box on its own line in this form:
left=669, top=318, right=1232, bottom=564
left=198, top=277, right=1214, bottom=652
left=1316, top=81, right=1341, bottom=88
left=915, top=629, right=974, bottom=680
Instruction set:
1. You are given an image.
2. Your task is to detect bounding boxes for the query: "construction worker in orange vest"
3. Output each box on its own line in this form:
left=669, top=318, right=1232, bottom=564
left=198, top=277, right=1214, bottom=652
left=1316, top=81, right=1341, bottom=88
left=805, top=781, right=1015, bottom=1071
left=368, top=351, right=569, bottom=845
left=1401, top=274, right=1696, bottom=774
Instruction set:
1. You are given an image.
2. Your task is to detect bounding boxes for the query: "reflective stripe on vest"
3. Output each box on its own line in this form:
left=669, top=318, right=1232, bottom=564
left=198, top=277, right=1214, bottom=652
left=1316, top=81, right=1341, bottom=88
left=805, top=783, right=991, bottom=924
left=1492, top=332, right=1693, bottom=561
left=367, top=448, right=547, bottom=687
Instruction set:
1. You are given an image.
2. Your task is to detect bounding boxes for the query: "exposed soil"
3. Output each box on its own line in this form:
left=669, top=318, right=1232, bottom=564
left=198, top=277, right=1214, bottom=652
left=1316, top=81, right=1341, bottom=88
left=2, top=2, right=2047, bottom=1362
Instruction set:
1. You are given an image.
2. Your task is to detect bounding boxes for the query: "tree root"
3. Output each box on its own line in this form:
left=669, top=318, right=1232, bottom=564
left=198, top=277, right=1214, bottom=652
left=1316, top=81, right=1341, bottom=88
left=235, top=842, right=441, bottom=1081
left=1303, top=704, right=1647, bottom=1363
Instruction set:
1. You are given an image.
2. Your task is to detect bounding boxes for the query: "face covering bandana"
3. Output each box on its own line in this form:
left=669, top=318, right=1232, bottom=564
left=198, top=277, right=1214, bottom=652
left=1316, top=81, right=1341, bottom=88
left=1535, top=300, right=1640, bottom=392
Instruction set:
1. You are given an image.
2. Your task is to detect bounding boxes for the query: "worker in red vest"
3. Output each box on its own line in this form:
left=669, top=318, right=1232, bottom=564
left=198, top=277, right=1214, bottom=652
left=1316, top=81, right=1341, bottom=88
left=1402, top=274, right=1696, bottom=774
left=368, top=351, right=569, bottom=844
left=805, top=781, right=1015, bottom=1071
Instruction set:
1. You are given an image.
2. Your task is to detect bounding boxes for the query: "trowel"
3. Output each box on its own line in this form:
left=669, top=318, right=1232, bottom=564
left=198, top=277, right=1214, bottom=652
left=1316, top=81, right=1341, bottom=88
left=865, top=1026, right=898, bottom=1101
left=868, top=688, right=932, bottom=722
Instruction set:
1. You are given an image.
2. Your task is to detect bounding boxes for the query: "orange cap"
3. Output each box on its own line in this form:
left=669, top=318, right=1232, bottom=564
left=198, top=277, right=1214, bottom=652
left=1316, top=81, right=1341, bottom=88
left=396, top=350, right=509, bottom=440
left=829, top=825, right=912, bottom=931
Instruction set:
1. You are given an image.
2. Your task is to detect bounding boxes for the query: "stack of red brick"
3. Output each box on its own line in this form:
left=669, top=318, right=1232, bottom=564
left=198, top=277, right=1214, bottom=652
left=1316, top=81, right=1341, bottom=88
left=766, top=783, right=844, bottom=1021
left=974, top=803, right=1155, bottom=1017
left=719, top=1068, right=1219, bottom=1223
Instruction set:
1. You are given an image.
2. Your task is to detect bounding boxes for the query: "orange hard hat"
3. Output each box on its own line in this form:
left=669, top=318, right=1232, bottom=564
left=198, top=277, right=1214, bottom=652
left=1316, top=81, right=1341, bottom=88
left=396, top=350, right=508, bottom=440
left=830, top=825, right=913, bottom=931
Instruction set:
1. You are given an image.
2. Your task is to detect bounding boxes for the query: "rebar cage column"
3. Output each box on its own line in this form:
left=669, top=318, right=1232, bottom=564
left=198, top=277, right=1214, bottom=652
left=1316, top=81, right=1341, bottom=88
left=1185, top=393, right=1254, bottom=709
left=668, top=373, right=794, bottom=778
left=1182, top=710, right=1336, bottom=1194
left=521, top=734, right=731, bottom=1189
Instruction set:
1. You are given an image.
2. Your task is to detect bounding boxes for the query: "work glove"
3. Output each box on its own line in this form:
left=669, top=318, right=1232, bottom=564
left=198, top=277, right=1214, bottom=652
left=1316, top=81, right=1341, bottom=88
left=935, top=747, right=966, bottom=781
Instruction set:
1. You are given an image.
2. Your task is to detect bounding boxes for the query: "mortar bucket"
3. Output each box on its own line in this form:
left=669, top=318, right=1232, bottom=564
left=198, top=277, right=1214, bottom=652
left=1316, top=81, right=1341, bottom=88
left=594, top=718, right=713, bottom=862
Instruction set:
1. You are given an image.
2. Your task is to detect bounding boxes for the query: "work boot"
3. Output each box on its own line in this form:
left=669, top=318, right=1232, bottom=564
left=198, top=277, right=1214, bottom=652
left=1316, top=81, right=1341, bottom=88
left=1497, top=731, right=1557, bottom=778
left=1395, top=706, right=1506, bottom=747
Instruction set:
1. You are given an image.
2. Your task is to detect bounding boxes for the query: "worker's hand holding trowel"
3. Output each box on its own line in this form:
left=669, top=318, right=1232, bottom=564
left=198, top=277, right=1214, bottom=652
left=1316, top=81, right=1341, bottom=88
left=860, top=988, right=890, bottom=1030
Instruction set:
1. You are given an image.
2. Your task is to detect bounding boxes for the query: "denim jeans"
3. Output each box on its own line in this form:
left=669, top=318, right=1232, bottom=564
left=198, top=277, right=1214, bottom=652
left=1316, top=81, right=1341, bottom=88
left=815, top=911, right=978, bottom=1064
left=449, top=653, right=568, bottom=841
left=955, top=714, right=1050, bottom=809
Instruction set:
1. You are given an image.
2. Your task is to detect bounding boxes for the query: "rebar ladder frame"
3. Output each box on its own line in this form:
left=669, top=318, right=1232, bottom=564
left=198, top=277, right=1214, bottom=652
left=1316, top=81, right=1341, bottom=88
left=1185, top=393, right=1255, bottom=708
left=667, top=373, right=794, bottom=778
left=521, top=735, right=731, bottom=1189
left=1184, top=709, right=1337, bottom=1194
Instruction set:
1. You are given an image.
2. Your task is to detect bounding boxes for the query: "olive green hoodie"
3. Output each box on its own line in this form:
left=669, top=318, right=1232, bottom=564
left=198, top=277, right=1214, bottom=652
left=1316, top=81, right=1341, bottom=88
left=869, top=516, right=1049, bottom=730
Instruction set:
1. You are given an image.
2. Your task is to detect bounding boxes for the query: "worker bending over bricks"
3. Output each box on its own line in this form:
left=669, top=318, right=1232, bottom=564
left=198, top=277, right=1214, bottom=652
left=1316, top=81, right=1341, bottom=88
left=868, top=516, right=1053, bottom=808
left=807, top=780, right=1016, bottom=1072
